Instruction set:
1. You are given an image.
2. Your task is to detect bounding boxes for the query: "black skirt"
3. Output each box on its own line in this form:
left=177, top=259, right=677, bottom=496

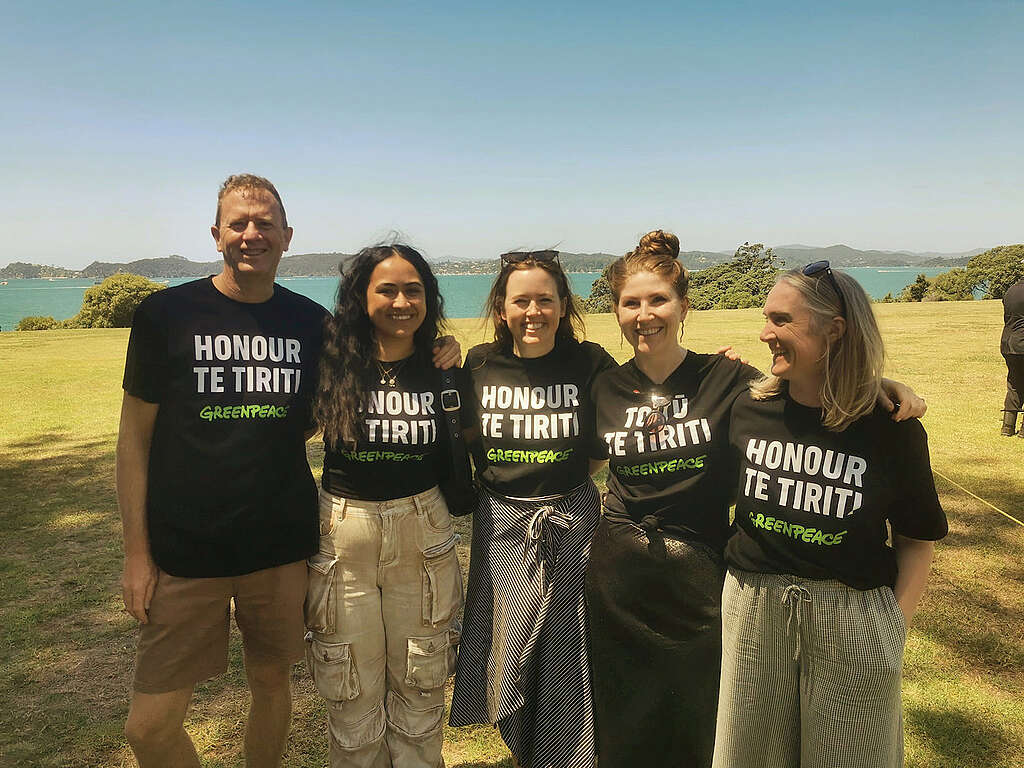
left=585, top=515, right=726, bottom=768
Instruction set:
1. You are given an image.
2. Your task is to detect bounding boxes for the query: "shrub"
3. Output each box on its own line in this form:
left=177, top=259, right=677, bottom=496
left=16, top=315, right=59, bottom=331
left=71, top=274, right=166, bottom=328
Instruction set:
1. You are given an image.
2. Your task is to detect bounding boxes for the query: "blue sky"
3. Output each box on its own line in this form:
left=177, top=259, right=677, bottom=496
left=2, top=0, right=1021, bottom=267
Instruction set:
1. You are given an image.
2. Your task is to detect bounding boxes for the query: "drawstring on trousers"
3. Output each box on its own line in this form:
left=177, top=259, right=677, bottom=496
left=782, top=584, right=812, bottom=662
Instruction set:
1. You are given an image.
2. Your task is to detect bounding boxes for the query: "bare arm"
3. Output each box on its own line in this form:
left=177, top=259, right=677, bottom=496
left=116, top=393, right=160, bottom=624
left=892, top=534, right=935, bottom=626
left=432, top=335, right=462, bottom=370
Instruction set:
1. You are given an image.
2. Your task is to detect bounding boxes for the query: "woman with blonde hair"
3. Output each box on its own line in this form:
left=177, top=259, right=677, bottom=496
left=586, top=234, right=925, bottom=767
left=712, top=264, right=947, bottom=768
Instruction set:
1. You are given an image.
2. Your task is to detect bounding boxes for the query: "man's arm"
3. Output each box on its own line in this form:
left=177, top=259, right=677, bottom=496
left=116, top=393, right=160, bottom=624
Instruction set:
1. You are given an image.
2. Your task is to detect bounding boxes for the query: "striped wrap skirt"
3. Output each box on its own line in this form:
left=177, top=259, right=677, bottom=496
left=449, top=480, right=601, bottom=768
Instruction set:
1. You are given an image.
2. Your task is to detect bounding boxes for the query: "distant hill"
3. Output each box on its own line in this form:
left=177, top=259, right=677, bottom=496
left=0, top=244, right=990, bottom=280
left=0, top=261, right=79, bottom=279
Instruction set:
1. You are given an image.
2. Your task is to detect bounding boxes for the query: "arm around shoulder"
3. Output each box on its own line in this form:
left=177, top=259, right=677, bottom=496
left=116, top=393, right=160, bottom=624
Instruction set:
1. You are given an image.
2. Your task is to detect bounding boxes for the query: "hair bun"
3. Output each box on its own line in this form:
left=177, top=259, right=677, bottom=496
left=636, top=229, right=680, bottom=259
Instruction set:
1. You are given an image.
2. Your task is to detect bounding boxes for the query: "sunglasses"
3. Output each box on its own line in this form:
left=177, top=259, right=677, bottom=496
left=642, top=394, right=671, bottom=434
left=500, top=249, right=560, bottom=265
left=802, top=260, right=847, bottom=319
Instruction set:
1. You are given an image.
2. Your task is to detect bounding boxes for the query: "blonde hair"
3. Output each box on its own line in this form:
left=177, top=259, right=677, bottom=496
left=750, top=268, right=884, bottom=431
left=607, top=230, right=690, bottom=303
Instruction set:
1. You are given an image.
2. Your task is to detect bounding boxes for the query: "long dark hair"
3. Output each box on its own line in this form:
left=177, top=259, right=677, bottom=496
left=316, top=244, right=446, bottom=449
left=483, top=255, right=585, bottom=349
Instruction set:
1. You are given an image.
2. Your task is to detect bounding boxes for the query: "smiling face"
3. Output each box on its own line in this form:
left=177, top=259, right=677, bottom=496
left=759, top=280, right=830, bottom=390
left=616, top=271, right=688, bottom=358
left=500, top=267, right=567, bottom=358
left=365, top=255, right=426, bottom=355
left=210, top=188, right=292, bottom=279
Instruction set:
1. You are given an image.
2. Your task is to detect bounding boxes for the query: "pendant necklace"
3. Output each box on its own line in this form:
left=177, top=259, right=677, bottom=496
left=377, top=358, right=407, bottom=387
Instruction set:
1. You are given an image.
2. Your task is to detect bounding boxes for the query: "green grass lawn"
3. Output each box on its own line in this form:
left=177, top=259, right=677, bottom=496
left=1, top=300, right=1021, bottom=767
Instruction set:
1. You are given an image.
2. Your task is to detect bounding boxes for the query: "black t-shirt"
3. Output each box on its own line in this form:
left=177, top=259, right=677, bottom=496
left=594, top=352, right=760, bottom=551
left=725, top=390, right=948, bottom=589
left=322, top=355, right=469, bottom=501
left=122, top=277, right=328, bottom=578
left=1002, top=279, right=1024, bottom=354
left=466, top=338, right=617, bottom=497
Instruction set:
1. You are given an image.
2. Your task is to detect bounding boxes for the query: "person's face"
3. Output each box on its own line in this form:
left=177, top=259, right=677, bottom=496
left=365, top=255, right=427, bottom=346
left=210, top=188, right=292, bottom=278
left=616, top=271, right=688, bottom=356
left=500, top=267, right=567, bottom=358
left=759, top=281, right=829, bottom=385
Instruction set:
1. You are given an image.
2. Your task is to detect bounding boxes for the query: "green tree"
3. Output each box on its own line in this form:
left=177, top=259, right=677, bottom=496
left=72, top=274, right=166, bottom=328
left=925, top=268, right=975, bottom=301
left=964, top=244, right=1024, bottom=299
left=15, top=315, right=59, bottom=331
left=688, top=242, right=779, bottom=310
left=584, top=266, right=614, bottom=313
left=900, top=274, right=931, bottom=302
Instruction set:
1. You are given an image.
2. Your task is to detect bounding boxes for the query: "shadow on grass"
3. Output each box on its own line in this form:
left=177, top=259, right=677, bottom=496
left=906, top=703, right=1013, bottom=768
left=906, top=473, right=1024, bottom=690
left=0, top=431, right=134, bottom=766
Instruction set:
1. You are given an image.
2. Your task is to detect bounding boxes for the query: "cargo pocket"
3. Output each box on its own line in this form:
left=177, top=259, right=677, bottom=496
left=421, top=536, right=463, bottom=627
left=304, top=552, right=339, bottom=634
left=305, top=633, right=360, bottom=702
left=405, top=628, right=458, bottom=693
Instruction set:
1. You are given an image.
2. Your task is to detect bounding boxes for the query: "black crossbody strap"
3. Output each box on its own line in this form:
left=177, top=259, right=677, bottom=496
left=439, top=367, right=472, bottom=488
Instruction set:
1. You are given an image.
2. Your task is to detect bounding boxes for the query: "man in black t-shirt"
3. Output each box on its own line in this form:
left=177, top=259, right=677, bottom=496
left=118, top=174, right=327, bottom=768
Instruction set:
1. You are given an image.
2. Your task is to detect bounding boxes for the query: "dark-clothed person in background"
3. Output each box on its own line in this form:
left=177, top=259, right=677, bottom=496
left=1000, top=278, right=1024, bottom=436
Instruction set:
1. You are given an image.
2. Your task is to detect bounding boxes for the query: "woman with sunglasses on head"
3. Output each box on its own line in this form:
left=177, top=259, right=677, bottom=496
left=586, top=233, right=925, bottom=768
left=308, top=244, right=465, bottom=768
left=712, top=266, right=947, bottom=768
left=449, top=249, right=618, bottom=768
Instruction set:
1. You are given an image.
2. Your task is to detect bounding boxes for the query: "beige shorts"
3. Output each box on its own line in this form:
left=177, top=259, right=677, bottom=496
left=133, top=560, right=307, bottom=694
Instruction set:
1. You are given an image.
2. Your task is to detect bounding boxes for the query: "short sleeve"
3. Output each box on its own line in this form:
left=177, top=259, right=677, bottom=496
left=886, top=420, right=948, bottom=541
left=122, top=297, right=168, bottom=403
left=585, top=344, right=618, bottom=459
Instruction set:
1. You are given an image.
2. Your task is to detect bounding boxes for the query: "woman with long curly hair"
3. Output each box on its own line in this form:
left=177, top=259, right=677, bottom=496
left=306, top=244, right=464, bottom=768
left=449, top=250, right=617, bottom=768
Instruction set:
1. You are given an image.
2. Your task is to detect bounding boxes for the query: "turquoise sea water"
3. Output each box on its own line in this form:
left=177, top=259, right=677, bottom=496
left=0, top=268, right=951, bottom=330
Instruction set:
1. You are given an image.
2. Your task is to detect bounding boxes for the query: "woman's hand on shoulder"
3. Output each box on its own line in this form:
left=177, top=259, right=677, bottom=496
left=715, top=345, right=749, bottom=365
left=879, top=377, right=927, bottom=421
left=433, top=335, right=462, bottom=369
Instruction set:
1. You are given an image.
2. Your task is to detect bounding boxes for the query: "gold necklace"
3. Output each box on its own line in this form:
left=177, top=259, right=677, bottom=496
left=376, top=358, right=406, bottom=387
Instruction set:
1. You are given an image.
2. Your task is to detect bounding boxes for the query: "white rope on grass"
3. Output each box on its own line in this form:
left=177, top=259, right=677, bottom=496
left=933, top=469, right=1024, bottom=528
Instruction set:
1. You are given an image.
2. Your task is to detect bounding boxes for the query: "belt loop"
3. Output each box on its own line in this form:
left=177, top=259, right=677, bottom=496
left=412, top=491, right=425, bottom=517
left=334, top=495, right=347, bottom=527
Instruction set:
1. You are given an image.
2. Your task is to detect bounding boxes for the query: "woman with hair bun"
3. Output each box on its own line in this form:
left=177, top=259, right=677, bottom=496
left=307, top=244, right=464, bottom=768
left=450, top=250, right=617, bottom=768
left=712, top=267, right=946, bottom=768
left=586, top=233, right=925, bottom=767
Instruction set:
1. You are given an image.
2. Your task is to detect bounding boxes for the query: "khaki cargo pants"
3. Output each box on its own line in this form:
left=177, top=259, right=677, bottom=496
left=305, top=486, right=464, bottom=768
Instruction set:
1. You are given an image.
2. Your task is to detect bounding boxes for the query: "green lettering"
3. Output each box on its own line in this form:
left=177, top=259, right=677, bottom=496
left=811, top=530, right=825, bottom=544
